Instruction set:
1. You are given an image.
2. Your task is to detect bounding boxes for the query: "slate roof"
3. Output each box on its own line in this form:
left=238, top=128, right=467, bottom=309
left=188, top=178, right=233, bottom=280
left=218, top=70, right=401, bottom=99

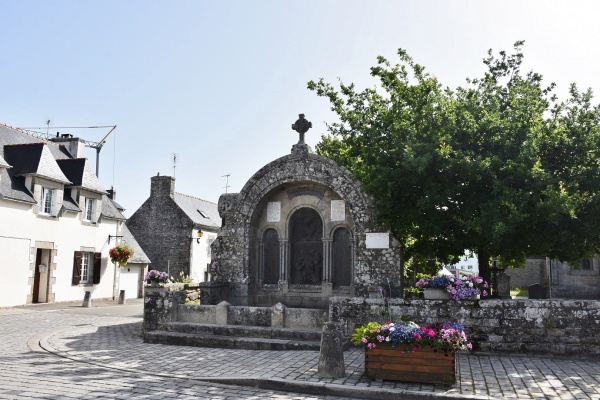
left=61, top=189, right=81, bottom=212
left=4, top=143, right=71, bottom=184
left=174, top=192, right=221, bottom=230
left=122, top=224, right=151, bottom=264
left=101, top=195, right=126, bottom=220
left=0, top=167, right=35, bottom=203
left=56, top=159, right=106, bottom=194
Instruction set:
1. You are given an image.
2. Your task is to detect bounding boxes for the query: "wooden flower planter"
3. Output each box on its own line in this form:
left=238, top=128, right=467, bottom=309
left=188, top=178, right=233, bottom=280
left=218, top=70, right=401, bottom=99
left=365, top=344, right=456, bottom=384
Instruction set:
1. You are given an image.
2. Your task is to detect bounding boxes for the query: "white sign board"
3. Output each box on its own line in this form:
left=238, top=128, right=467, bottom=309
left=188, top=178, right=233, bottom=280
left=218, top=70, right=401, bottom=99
left=331, top=200, right=346, bottom=221
left=366, top=232, right=389, bottom=249
left=267, top=202, right=281, bottom=222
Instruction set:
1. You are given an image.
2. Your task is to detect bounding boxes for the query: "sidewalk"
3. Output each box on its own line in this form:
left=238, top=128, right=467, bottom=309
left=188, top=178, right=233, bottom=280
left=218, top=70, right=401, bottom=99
left=31, top=305, right=600, bottom=400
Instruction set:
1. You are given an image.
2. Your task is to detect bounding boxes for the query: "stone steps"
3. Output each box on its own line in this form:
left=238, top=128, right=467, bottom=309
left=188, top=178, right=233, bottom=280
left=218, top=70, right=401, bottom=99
left=144, top=323, right=323, bottom=350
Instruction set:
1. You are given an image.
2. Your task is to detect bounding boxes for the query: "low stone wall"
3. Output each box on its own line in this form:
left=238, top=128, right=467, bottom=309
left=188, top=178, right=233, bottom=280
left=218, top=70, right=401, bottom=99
left=329, top=297, right=600, bottom=356
left=145, top=288, right=328, bottom=330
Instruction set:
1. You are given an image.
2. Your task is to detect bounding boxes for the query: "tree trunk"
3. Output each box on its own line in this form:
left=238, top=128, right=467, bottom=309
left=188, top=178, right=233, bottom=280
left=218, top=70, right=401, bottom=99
left=477, top=249, right=491, bottom=285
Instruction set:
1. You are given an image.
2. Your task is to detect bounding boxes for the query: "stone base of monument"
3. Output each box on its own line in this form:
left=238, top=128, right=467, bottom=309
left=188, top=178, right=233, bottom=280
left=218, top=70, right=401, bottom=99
left=143, top=291, right=345, bottom=351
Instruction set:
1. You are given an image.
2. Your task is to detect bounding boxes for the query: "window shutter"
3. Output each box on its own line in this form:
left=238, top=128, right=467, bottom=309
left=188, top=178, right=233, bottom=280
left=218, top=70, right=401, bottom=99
left=92, top=252, right=102, bottom=284
left=72, top=251, right=82, bottom=285
left=51, top=189, right=57, bottom=215
left=39, top=187, right=45, bottom=212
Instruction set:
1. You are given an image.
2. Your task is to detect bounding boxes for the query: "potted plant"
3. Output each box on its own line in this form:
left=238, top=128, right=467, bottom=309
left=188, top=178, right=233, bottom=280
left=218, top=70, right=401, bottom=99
left=144, top=270, right=169, bottom=287
left=109, top=244, right=134, bottom=266
left=416, top=274, right=489, bottom=300
left=352, top=319, right=472, bottom=384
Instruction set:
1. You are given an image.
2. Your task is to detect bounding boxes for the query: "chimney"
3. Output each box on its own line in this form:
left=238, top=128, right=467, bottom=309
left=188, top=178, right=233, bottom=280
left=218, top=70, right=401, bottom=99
left=49, top=134, right=86, bottom=158
left=150, top=175, right=175, bottom=198
left=107, top=186, right=116, bottom=200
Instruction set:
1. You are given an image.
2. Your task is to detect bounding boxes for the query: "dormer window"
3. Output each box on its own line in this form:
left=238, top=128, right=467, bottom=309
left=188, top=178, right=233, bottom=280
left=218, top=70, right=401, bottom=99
left=40, top=187, right=57, bottom=216
left=84, top=198, right=96, bottom=222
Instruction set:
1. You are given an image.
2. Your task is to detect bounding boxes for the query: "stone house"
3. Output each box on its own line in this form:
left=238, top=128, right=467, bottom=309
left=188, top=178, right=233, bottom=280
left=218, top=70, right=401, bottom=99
left=0, top=122, right=147, bottom=307
left=127, top=175, right=220, bottom=282
left=208, top=121, right=403, bottom=308
left=507, top=257, right=600, bottom=299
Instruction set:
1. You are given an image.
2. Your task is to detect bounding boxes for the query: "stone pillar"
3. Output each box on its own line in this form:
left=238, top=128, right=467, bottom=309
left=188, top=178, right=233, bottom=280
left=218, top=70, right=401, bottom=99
left=82, top=291, right=92, bottom=307
left=118, top=290, right=126, bottom=304
left=143, top=288, right=186, bottom=333
left=318, top=322, right=346, bottom=378
left=216, top=301, right=230, bottom=325
left=271, top=302, right=286, bottom=328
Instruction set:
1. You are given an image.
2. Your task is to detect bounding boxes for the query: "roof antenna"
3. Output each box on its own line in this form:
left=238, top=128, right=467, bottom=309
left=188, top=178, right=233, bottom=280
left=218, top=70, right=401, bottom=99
left=172, top=153, right=178, bottom=178
left=222, top=174, right=231, bottom=193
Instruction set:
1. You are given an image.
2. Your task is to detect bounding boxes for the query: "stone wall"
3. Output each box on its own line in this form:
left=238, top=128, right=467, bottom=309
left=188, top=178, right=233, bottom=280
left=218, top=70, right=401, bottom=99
left=329, top=297, right=600, bottom=356
left=506, top=257, right=600, bottom=300
left=505, top=258, right=548, bottom=289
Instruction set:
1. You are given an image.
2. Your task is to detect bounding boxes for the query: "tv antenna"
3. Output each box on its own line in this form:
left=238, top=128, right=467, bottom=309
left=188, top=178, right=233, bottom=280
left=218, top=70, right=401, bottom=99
left=19, top=124, right=117, bottom=177
left=172, top=153, right=178, bottom=178
left=222, top=174, right=231, bottom=193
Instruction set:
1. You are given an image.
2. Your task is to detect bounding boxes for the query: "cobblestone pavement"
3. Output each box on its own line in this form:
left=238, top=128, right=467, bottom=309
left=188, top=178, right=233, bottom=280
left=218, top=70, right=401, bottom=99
left=2, top=303, right=600, bottom=399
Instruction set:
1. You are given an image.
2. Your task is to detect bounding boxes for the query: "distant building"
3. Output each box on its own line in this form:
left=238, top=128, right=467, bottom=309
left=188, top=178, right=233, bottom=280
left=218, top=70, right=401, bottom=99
left=127, top=175, right=220, bottom=282
left=0, top=123, right=148, bottom=307
left=506, top=257, right=600, bottom=299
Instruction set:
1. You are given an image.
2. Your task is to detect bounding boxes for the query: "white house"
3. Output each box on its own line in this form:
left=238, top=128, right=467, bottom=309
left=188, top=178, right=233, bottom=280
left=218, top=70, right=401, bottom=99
left=0, top=123, right=148, bottom=307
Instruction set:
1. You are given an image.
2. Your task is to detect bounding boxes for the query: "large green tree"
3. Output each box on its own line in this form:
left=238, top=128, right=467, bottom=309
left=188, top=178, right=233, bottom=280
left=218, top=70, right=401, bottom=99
left=309, top=41, right=600, bottom=284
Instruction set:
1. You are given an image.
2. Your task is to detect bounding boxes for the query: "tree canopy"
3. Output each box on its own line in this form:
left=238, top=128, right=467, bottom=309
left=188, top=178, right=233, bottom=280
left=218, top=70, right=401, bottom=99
left=308, top=41, right=600, bottom=283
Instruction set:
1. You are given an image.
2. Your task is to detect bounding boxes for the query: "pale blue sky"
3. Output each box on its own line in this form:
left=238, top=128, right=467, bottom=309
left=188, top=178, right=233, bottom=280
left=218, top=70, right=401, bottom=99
left=1, top=1, right=599, bottom=214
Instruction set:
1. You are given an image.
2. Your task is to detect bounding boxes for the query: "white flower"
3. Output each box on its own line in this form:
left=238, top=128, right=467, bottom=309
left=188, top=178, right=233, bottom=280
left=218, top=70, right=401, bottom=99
left=385, top=337, right=390, bottom=342
left=389, top=327, right=396, bottom=332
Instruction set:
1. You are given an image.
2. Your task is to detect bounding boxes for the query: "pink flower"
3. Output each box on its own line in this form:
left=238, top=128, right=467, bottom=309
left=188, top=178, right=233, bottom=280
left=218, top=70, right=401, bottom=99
left=377, top=335, right=385, bottom=342
left=467, top=343, right=473, bottom=350
left=367, top=343, right=376, bottom=349
left=361, top=337, right=368, bottom=343
left=482, top=290, right=488, bottom=297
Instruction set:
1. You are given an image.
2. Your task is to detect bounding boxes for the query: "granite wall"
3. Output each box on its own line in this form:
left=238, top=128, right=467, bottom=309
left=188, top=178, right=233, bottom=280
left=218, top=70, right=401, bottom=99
left=329, top=297, right=600, bottom=356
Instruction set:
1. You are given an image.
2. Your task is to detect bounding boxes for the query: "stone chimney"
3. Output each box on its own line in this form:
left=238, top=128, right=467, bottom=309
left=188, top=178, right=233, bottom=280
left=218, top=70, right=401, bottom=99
left=107, top=187, right=116, bottom=200
left=150, top=174, right=175, bottom=198
left=49, top=133, right=86, bottom=158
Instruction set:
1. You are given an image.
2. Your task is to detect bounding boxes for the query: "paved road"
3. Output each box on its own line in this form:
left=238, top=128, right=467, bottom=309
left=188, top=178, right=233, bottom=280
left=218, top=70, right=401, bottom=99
left=2, top=300, right=600, bottom=399
left=1, top=301, right=351, bottom=400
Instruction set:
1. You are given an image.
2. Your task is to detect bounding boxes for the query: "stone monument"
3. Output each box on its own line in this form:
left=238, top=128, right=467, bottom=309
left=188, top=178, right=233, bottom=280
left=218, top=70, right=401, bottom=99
left=206, top=115, right=402, bottom=308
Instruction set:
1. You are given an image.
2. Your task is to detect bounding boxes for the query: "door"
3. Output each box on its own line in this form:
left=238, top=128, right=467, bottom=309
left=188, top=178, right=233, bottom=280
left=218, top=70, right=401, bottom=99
left=33, top=249, right=42, bottom=303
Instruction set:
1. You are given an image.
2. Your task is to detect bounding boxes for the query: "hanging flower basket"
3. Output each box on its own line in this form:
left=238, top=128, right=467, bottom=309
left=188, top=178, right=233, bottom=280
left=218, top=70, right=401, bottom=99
left=109, top=244, right=134, bottom=266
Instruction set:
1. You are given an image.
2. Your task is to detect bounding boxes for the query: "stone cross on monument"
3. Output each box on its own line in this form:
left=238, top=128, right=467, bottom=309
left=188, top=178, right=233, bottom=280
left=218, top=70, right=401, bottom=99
left=291, top=114, right=312, bottom=144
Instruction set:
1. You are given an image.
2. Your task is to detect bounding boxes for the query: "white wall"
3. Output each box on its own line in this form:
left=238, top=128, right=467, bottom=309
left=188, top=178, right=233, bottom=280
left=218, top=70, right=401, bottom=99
left=0, top=198, right=122, bottom=307
left=190, top=230, right=216, bottom=282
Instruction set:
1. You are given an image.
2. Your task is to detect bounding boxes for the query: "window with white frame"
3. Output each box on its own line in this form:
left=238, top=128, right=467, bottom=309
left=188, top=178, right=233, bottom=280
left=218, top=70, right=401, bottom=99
left=39, top=187, right=56, bottom=215
left=72, top=251, right=101, bottom=285
left=80, top=252, right=91, bottom=283
left=84, top=198, right=96, bottom=222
